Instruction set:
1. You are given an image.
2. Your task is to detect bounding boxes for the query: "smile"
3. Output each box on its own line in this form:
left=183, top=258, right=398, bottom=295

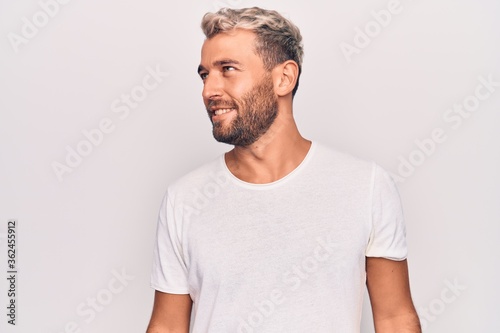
left=214, top=108, right=236, bottom=115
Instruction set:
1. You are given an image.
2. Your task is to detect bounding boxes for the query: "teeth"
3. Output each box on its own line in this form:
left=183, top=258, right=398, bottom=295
left=214, top=108, right=234, bottom=115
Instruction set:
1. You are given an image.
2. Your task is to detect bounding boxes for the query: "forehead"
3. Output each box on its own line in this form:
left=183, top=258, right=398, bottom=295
left=200, top=29, right=263, bottom=67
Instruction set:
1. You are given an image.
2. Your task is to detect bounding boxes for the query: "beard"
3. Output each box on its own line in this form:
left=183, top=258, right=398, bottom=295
left=208, top=74, right=278, bottom=146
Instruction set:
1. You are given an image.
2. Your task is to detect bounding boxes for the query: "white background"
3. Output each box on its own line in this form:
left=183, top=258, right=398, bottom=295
left=1, top=0, right=499, bottom=332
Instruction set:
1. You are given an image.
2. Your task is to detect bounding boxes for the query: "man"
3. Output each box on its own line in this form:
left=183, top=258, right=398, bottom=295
left=147, top=6, right=421, bottom=333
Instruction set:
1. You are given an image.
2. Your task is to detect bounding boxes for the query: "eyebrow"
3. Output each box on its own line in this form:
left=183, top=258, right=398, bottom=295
left=197, top=59, right=242, bottom=74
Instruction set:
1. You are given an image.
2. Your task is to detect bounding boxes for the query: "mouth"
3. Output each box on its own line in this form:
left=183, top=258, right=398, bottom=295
left=209, top=106, right=237, bottom=119
left=213, top=108, right=236, bottom=115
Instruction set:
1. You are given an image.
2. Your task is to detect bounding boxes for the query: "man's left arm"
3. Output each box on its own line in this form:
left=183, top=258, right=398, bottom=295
left=366, top=257, right=421, bottom=333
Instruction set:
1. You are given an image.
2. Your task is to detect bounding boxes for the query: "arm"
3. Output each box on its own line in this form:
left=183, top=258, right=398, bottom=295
left=146, top=290, right=193, bottom=333
left=366, top=257, right=421, bottom=333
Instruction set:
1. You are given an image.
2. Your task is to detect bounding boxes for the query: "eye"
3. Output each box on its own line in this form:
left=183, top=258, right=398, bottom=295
left=223, top=66, right=236, bottom=72
left=199, top=72, right=208, bottom=81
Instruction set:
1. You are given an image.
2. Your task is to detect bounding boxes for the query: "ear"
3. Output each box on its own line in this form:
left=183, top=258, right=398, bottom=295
left=272, top=60, right=299, bottom=97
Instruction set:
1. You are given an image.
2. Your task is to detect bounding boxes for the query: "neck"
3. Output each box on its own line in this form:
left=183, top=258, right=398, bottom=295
left=224, top=112, right=311, bottom=184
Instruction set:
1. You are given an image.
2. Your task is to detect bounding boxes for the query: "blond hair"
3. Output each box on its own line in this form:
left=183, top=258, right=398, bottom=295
left=201, top=7, right=304, bottom=96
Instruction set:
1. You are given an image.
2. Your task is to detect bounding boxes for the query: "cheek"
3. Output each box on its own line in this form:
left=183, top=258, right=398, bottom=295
left=226, top=85, right=246, bottom=101
left=226, top=76, right=256, bottom=97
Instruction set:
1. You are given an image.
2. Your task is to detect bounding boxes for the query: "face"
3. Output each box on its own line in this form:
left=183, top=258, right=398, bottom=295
left=198, top=29, right=278, bottom=146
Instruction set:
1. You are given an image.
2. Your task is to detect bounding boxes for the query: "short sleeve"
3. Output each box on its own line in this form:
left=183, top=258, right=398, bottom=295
left=150, top=191, right=190, bottom=294
left=365, top=163, right=408, bottom=260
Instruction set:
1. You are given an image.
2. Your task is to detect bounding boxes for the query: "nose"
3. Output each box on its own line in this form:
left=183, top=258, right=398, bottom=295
left=202, top=73, right=223, bottom=101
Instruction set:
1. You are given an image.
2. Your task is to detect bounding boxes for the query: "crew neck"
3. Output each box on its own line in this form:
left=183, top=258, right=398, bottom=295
left=220, top=141, right=317, bottom=190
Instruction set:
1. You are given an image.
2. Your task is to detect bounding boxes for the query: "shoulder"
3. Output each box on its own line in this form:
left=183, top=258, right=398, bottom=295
left=165, top=154, right=229, bottom=202
left=311, top=142, right=399, bottom=189
left=311, top=141, right=376, bottom=177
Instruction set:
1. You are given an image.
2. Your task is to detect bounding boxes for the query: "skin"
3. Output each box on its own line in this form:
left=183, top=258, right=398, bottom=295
left=199, top=29, right=311, bottom=184
left=367, top=258, right=421, bottom=332
left=206, top=71, right=279, bottom=146
left=146, top=28, right=421, bottom=333
left=146, top=291, right=192, bottom=333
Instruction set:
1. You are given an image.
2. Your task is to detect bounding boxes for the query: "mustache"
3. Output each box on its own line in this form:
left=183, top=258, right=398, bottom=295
left=207, top=99, right=238, bottom=110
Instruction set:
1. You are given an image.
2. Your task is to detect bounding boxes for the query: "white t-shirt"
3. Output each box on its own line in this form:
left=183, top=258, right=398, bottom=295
left=151, top=141, right=407, bottom=333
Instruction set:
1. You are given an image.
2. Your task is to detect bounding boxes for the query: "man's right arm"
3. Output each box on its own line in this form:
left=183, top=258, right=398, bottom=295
left=146, top=290, right=193, bottom=333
